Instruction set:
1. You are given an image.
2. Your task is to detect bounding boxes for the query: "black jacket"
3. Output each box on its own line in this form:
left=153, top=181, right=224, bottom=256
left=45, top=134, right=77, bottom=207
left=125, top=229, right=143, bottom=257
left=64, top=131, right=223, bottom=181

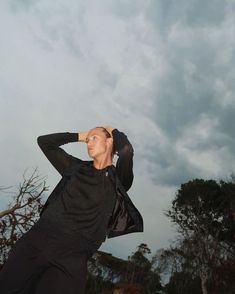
left=37, top=129, right=143, bottom=239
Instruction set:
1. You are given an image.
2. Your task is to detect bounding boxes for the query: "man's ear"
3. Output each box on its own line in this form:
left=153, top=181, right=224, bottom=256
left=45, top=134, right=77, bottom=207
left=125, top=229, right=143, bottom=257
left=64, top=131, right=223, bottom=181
left=107, top=137, right=113, bottom=145
left=106, top=137, right=113, bottom=151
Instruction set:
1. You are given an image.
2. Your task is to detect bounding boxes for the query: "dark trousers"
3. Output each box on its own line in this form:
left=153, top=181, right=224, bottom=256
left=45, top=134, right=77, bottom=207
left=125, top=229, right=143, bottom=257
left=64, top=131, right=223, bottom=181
left=0, top=223, right=99, bottom=294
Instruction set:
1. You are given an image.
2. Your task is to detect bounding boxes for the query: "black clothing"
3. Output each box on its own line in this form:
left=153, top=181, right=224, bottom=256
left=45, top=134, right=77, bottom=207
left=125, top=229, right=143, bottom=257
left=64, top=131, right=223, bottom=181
left=0, top=128, right=143, bottom=294
left=0, top=224, right=94, bottom=294
left=38, top=129, right=143, bottom=239
left=39, top=161, right=117, bottom=244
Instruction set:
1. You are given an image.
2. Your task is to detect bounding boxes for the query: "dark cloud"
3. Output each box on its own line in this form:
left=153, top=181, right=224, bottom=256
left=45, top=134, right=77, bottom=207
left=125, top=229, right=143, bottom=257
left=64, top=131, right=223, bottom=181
left=132, top=0, right=235, bottom=186
left=218, top=108, right=235, bottom=151
left=144, top=146, right=200, bottom=186
left=8, top=0, right=37, bottom=14
left=146, top=0, right=227, bottom=33
left=185, top=1, right=226, bottom=27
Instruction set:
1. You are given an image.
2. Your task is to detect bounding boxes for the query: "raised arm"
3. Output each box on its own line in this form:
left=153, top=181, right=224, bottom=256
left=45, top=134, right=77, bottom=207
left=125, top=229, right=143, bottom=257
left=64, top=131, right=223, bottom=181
left=111, top=129, right=134, bottom=192
left=37, top=132, right=86, bottom=175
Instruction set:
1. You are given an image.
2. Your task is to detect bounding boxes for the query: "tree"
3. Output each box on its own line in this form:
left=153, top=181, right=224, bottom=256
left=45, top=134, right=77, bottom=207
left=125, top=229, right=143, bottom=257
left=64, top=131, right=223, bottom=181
left=86, top=250, right=127, bottom=293
left=164, top=178, right=235, bottom=294
left=127, top=243, right=162, bottom=294
left=86, top=244, right=162, bottom=294
left=165, top=272, right=201, bottom=294
left=0, top=168, right=48, bottom=264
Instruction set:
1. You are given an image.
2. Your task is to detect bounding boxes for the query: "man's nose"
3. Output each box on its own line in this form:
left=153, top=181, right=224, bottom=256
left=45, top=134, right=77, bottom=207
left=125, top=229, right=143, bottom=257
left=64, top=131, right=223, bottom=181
left=87, top=140, right=93, bottom=148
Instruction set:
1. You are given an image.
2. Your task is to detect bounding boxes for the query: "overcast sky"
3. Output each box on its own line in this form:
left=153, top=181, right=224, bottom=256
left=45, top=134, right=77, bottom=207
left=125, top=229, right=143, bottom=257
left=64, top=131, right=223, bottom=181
left=1, top=0, right=235, bottom=260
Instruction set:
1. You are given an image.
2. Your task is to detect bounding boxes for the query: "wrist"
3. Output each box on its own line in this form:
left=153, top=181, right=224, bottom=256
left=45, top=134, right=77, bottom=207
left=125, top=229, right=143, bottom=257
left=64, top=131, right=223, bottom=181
left=78, top=132, right=88, bottom=142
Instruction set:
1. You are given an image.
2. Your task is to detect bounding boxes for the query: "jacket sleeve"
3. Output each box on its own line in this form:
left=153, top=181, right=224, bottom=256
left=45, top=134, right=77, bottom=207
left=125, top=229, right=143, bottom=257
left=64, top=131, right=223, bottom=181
left=112, top=129, right=134, bottom=192
left=37, top=132, right=82, bottom=175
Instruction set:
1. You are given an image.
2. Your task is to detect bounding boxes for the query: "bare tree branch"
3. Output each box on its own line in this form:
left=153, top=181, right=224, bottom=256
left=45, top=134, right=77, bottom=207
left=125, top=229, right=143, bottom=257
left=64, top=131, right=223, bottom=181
left=0, top=167, right=49, bottom=264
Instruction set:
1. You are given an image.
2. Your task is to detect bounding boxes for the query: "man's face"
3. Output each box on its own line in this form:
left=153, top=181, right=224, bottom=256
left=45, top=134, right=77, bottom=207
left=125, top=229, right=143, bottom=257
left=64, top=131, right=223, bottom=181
left=86, top=128, right=113, bottom=159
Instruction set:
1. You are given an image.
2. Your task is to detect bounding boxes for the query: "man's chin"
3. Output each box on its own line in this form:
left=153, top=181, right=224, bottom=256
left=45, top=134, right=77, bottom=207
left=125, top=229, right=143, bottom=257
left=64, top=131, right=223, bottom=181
left=88, top=152, right=96, bottom=159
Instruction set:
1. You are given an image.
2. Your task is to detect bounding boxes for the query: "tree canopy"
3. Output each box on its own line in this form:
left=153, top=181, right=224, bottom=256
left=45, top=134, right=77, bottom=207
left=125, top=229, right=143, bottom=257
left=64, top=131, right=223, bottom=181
left=162, top=178, right=235, bottom=294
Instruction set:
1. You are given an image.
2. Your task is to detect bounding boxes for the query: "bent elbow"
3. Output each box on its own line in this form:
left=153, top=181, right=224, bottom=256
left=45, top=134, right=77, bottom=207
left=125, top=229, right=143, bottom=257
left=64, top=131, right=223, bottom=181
left=125, top=173, right=134, bottom=192
left=37, top=135, right=45, bottom=146
left=37, top=136, right=43, bottom=146
left=118, top=144, right=134, bottom=157
left=37, top=135, right=48, bottom=149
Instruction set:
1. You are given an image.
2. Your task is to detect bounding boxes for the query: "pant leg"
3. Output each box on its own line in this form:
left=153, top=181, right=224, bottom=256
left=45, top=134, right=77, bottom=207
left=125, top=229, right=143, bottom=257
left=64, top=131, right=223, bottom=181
left=35, top=252, right=88, bottom=294
left=0, top=228, right=50, bottom=294
left=34, top=233, right=99, bottom=294
left=0, top=221, right=100, bottom=294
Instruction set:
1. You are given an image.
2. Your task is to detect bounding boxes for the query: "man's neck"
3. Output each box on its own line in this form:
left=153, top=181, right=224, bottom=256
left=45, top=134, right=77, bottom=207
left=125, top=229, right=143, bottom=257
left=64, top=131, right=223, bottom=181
left=93, top=157, right=113, bottom=170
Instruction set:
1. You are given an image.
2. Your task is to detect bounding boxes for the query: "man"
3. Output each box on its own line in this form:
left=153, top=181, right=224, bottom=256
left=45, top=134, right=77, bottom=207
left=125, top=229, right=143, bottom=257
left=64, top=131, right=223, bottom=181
left=0, top=126, right=143, bottom=294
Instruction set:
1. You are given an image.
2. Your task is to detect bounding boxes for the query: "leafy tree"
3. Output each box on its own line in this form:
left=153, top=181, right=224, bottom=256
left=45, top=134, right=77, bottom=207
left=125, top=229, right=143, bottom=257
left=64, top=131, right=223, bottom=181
left=86, top=250, right=127, bottom=293
left=208, top=259, right=235, bottom=294
left=164, top=178, right=235, bottom=294
left=127, top=243, right=162, bottom=294
left=168, top=179, right=234, bottom=247
left=165, top=272, right=201, bottom=294
left=86, top=244, right=162, bottom=294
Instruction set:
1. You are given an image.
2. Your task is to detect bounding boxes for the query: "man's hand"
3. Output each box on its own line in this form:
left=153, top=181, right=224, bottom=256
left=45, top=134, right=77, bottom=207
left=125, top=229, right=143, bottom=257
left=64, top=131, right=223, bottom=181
left=79, top=126, right=115, bottom=142
left=78, top=132, right=89, bottom=143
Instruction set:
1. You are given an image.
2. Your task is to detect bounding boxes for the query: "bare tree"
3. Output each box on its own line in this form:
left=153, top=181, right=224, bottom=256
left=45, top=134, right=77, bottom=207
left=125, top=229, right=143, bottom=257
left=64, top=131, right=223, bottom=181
left=0, top=168, right=49, bottom=264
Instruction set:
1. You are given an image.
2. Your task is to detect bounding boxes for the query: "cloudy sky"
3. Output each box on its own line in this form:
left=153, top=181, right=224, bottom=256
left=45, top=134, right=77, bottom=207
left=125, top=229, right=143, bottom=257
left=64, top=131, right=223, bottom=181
left=1, top=0, right=235, bottom=259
